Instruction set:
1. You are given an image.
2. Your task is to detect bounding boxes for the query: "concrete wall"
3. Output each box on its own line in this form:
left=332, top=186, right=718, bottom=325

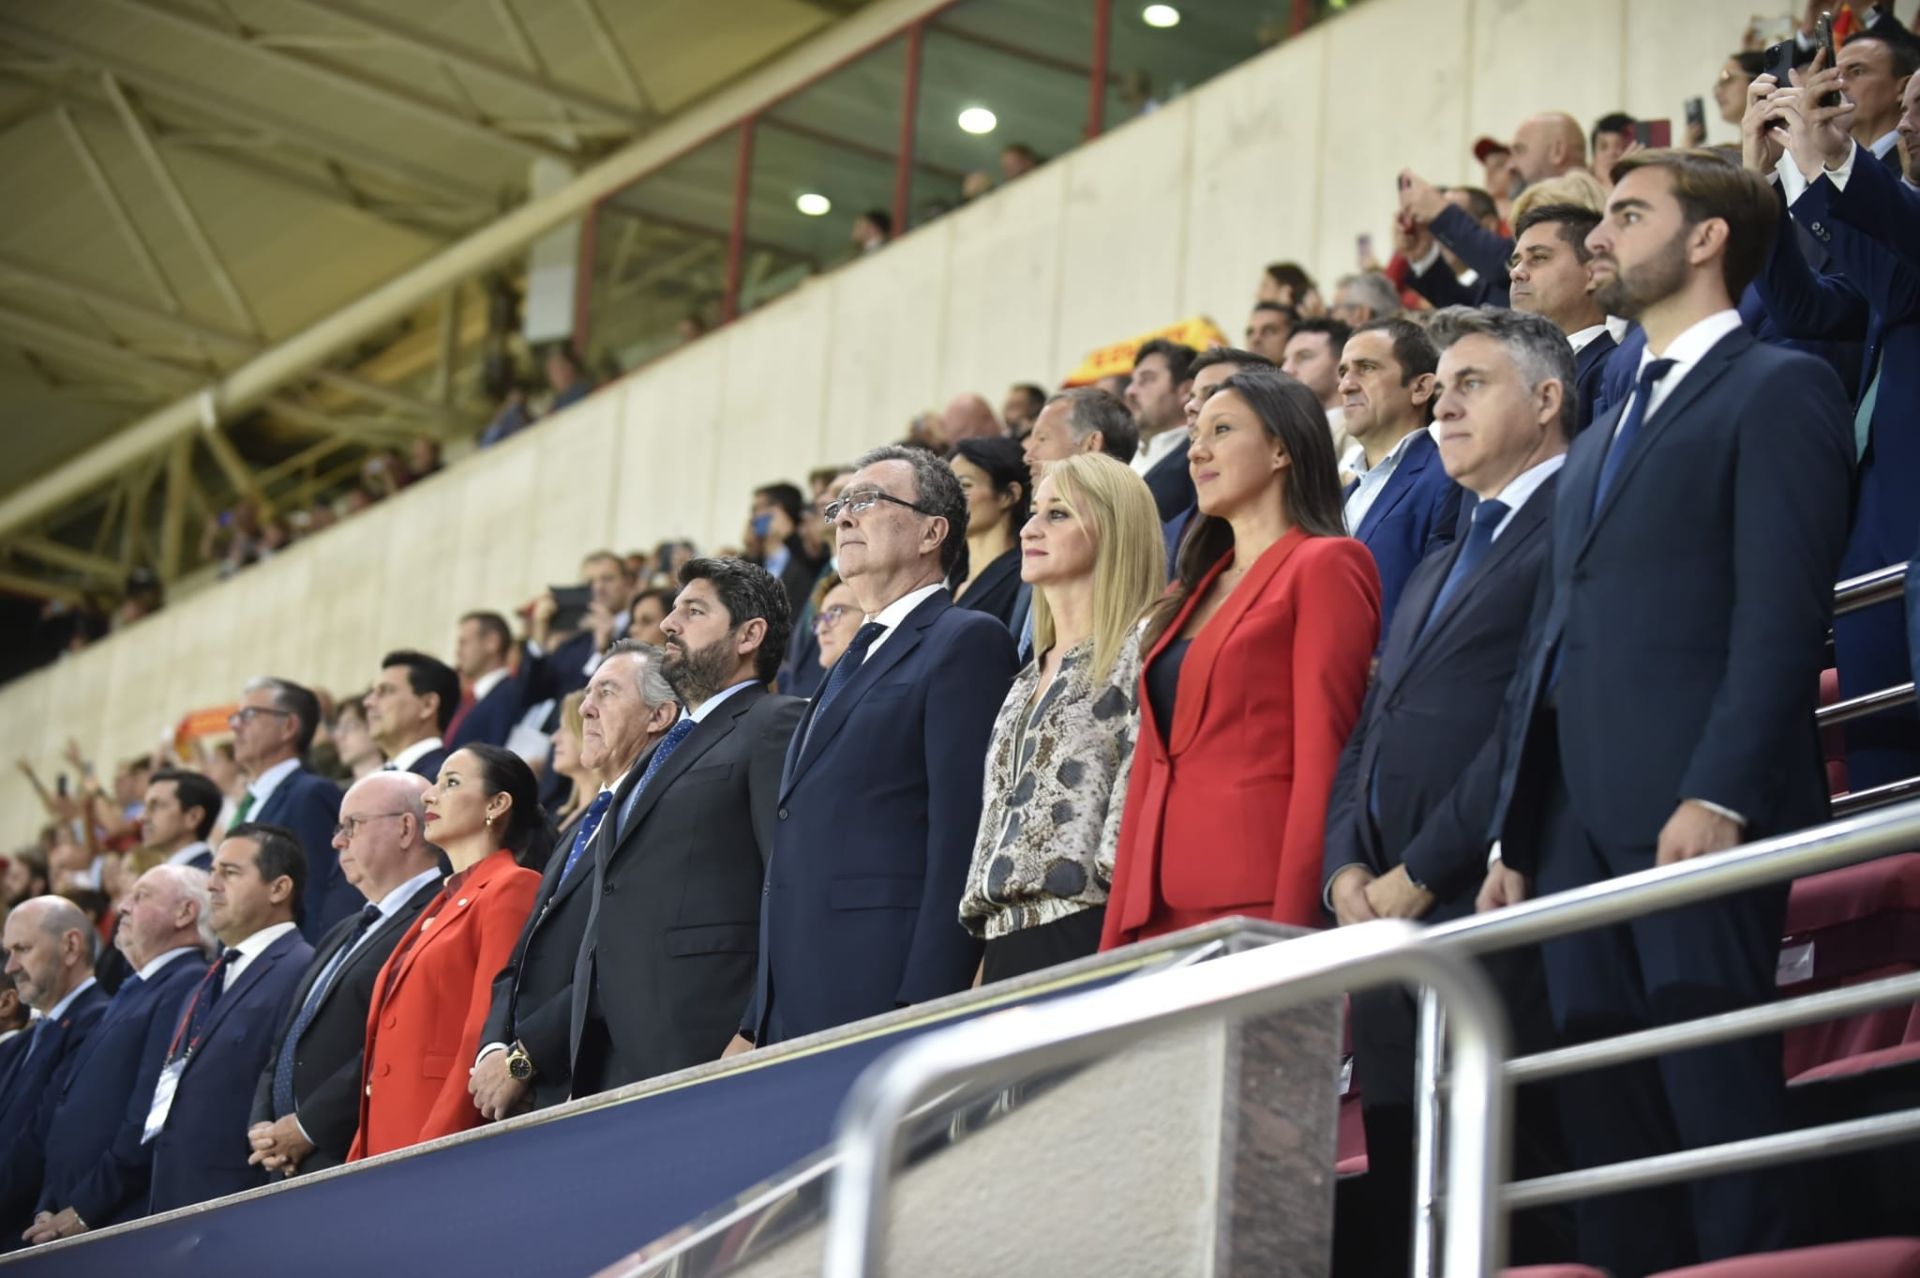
left=0, top=0, right=1767, bottom=845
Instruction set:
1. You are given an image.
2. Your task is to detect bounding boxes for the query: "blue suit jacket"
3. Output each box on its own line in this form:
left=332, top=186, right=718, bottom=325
left=38, top=951, right=210, bottom=1228
left=1571, top=330, right=1617, bottom=434
left=1820, top=142, right=1920, bottom=274
left=1488, top=327, right=1853, bottom=862
left=148, top=929, right=313, bottom=1214
left=0, top=985, right=110, bottom=1242
left=402, top=745, right=449, bottom=783
left=746, top=589, right=1016, bottom=1045
left=255, top=766, right=351, bottom=941
left=448, top=673, right=529, bottom=751
left=1346, top=429, right=1464, bottom=633
left=1426, top=203, right=1514, bottom=307
left=1142, top=439, right=1195, bottom=525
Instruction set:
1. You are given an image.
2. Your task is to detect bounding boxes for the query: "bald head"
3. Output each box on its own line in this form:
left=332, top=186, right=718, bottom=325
left=1511, top=112, right=1587, bottom=185
left=941, top=393, right=1003, bottom=445
left=3, top=895, right=96, bottom=1012
left=334, top=770, right=435, bottom=902
left=117, top=865, right=211, bottom=968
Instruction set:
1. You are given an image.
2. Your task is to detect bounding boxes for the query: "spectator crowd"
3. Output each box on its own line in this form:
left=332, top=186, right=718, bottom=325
left=3, top=5, right=1919, bottom=1274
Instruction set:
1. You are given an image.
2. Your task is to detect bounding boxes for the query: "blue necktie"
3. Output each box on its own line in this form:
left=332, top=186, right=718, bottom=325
left=616, top=718, right=699, bottom=842
left=271, top=904, right=382, bottom=1117
left=802, top=622, right=886, bottom=754
left=1592, top=358, right=1676, bottom=514
left=1419, top=499, right=1509, bottom=639
left=558, top=788, right=615, bottom=883
left=106, top=971, right=143, bottom=1010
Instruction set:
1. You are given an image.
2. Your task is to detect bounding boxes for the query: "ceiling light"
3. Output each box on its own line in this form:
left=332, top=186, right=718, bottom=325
left=957, top=106, right=997, bottom=135
left=1142, top=4, right=1180, bottom=27
left=796, top=192, right=831, bottom=216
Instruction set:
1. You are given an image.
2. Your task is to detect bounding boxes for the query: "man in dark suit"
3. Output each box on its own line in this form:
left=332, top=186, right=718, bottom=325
left=468, top=643, right=677, bottom=1118
left=28, top=866, right=210, bottom=1245
left=448, top=612, right=529, bottom=751
left=1400, top=182, right=1514, bottom=309
left=524, top=551, right=635, bottom=709
left=1323, top=307, right=1577, bottom=1272
left=568, top=562, right=805, bottom=1093
left=751, top=483, right=830, bottom=624
left=1339, top=317, right=1464, bottom=630
left=139, top=769, right=224, bottom=873
left=1507, top=203, right=1619, bottom=432
left=247, top=773, right=442, bottom=1176
left=0, top=984, right=28, bottom=1085
left=147, top=825, right=313, bottom=1214
left=1476, top=149, right=1854, bottom=1275
left=0, top=897, right=108, bottom=1247
left=1125, top=339, right=1198, bottom=523
left=735, top=447, right=1017, bottom=1050
left=366, top=649, right=458, bottom=781
left=229, top=676, right=352, bottom=940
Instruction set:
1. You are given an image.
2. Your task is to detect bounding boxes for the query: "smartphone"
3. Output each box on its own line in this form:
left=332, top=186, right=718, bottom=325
left=1632, top=119, right=1672, bottom=149
left=1684, top=96, right=1706, bottom=134
left=1814, top=12, right=1842, bottom=107
left=548, top=583, right=592, bottom=634
left=1763, top=39, right=1796, bottom=87
left=1355, top=232, right=1374, bottom=268
left=56, top=773, right=69, bottom=798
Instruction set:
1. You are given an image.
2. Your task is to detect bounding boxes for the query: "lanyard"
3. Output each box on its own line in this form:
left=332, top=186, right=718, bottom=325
left=163, top=958, right=226, bottom=1062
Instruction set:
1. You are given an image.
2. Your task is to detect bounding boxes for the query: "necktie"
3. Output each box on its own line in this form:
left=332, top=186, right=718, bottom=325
left=1853, top=355, right=1881, bottom=461
left=232, top=791, right=257, bottom=824
left=1419, top=500, right=1509, bottom=639
left=802, top=622, right=886, bottom=754
left=271, top=904, right=382, bottom=1117
left=108, top=972, right=144, bottom=1009
left=173, top=951, right=235, bottom=1061
left=616, top=718, right=698, bottom=842
left=1592, top=359, right=1676, bottom=514
left=558, top=788, right=615, bottom=883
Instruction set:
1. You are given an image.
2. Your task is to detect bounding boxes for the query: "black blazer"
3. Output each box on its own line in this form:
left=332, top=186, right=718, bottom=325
left=248, top=876, right=441, bottom=1173
left=571, top=686, right=805, bottom=1088
left=1571, top=330, right=1618, bottom=434
left=1489, top=328, right=1854, bottom=863
left=1142, top=439, right=1196, bottom=525
left=450, top=672, right=529, bottom=751
left=481, top=804, right=605, bottom=1109
left=401, top=745, right=448, bottom=783
left=953, top=547, right=1022, bottom=631
left=1325, top=477, right=1559, bottom=919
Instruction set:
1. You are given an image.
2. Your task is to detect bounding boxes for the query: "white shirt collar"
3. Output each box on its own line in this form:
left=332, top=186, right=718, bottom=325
left=222, top=921, right=298, bottom=987
left=863, top=582, right=947, bottom=662
left=165, top=840, right=210, bottom=868
left=1456, top=266, right=1479, bottom=288
left=1567, top=324, right=1609, bottom=354
left=137, top=945, right=202, bottom=982
left=387, top=736, right=444, bottom=772
left=245, top=757, right=301, bottom=810
left=45, top=975, right=98, bottom=1022
left=374, top=867, right=443, bottom=919
left=1869, top=128, right=1900, bottom=159
left=470, top=667, right=510, bottom=703
left=686, top=679, right=758, bottom=724
left=1351, top=425, right=1424, bottom=477
left=0, top=1027, right=22, bottom=1048
left=1131, top=428, right=1186, bottom=475
left=1640, top=308, right=1744, bottom=374
left=1483, top=454, right=1567, bottom=541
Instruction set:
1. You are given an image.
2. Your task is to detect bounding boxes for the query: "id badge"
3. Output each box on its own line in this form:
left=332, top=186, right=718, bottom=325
left=142, top=1057, right=186, bottom=1145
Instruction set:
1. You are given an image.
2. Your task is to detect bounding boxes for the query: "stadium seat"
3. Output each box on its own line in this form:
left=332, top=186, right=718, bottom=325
left=1650, top=1237, right=1920, bottom=1276
left=1822, top=668, right=1850, bottom=796
left=1780, top=853, right=1920, bottom=1081
left=1336, top=1091, right=1368, bottom=1176
left=1501, top=1267, right=1606, bottom=1277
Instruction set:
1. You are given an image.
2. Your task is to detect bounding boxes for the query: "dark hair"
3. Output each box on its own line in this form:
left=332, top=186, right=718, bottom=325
left=1845, top=31, right=1920, bottom=80
left=1731, top=49, right=1767, bottom=78
left=1262, top=261, right=1317, bottom=297
left=1591, top=111, right=1635, bottom=149
left=1288, top=316, right=1353, bottom=355
left=249, top=677, right=322, bottom=755
left=850, top=444, right=971, bottom=584
left=859, top=208, right=893, bottom=236
left=1448, top=185, right=1500, bottom=225
left=1002, top=142, right=1040, bottom=163
left=1133, top=338, right=1197, bottom=386
left=454, top=744, right=556, bottom=868
left=544, top=343, right=583, bottom=376
left=1144, top=370, right=1346, bottom=648
left=627, top=584, right=676, bottom=618
left=1250, top=300, right=1293, bottom=319
left=1353, top=316, right=1441, bottom=412
left=1513, top=202, right=1602, bottom=263
left=951, top=436, right=1030, bottom=542
left=460, top=611, right=513, bottom=660
left=676, top=556, right=794, bottom=683
left=1426, top=305, right=1580, bottom=441
left=379, top=649, right=461, bottom=733
left=150, top=768, right=221, bottom=841
left=1190, top=347, right=1278, bottom=377
left=223, top=821, right=307, bottom=919
left=1609, top=148, right=1780, bottom=300
left=754, top=482, right=805, bottom=525
left=1009, top=382, right=1047, bottom=415
left=1044, top=387, right=1138, bottom=464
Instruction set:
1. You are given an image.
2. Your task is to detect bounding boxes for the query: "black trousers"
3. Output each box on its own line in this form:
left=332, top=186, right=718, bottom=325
left=980, top=907, right=1106, bottom=984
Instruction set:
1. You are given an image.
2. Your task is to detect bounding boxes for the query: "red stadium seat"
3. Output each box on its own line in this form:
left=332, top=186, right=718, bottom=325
left=1501, top=1267, right=1607, bottom=1277
left=1790, top=1037, right=1920, bottom=1084
left=1650, top=1237, right=1920, bottom=1276
left=1821, top=668, right=1849, bottom=796
left=1780, top=854, right=1920, bottom=1080
left=1336, top=1091, right=1367, bottom=1176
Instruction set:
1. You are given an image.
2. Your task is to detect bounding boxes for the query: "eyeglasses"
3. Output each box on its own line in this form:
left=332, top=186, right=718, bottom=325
left=334, top=811, right=408, bottom=841
left=228, top=706, right=293, bottom=726
left=813, top=605, right=857, bottom=631
left=820, top=488, right=935, bottom=523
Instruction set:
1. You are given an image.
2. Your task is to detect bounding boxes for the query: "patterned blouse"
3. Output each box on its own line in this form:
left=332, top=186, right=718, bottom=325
left=959, top=632, right=1145, bottom=940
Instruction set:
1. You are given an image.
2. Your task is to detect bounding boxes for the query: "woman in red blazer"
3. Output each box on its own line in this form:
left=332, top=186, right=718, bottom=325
left=349, top=744, right=544, bottom=1160
left=1101, top=369, right=1380, bottom=949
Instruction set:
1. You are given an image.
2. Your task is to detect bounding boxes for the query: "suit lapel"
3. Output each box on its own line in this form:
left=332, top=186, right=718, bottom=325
left=781, top=591, right=945, bottom=798
left=386, top=863, right=500, bottom=995
left=190, top=931, right=298, bottom=1051
left=609, top=686, right=764, bottom=859
left=1374, top=549, right=1451, bottom=700
left=1354, top=432, right=1434, bottom=542
left=1167, top=529, right=1306, bottom=756
left=1413, top=479, right=1556, bottom=654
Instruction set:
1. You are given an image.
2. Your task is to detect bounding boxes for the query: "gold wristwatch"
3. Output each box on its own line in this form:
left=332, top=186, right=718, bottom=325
left=505, top=1042, right=535, bottom=1081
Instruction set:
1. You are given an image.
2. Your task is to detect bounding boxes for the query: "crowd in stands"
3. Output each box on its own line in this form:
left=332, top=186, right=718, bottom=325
left=2, top=5, right=1919, bottom=1273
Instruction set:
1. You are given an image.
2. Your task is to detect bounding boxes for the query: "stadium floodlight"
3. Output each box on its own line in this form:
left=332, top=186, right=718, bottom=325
left=796, top=192, right=832, bottom=216
left=957, top=106, right=998, bottom=135
left=1142, top=4, right=1180, bottom=27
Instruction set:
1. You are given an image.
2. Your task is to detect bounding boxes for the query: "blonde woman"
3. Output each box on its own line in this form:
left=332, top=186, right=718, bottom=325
left=959, top=453, right=1166, bottom=982
left=546, top=691, right=594, bottom=832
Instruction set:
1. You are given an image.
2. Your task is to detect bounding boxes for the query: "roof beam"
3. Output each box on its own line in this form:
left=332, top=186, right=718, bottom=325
left=0, top=569, right=85, bottom=605
left=52, top=106, right=181, bottom=316
left=9, top=535, right=126, bottom=582
left=571, top=0, right=654, bottom=115
left=487, top=0, right=582, bottom=151
left=0, top=311, right=207, bottom=389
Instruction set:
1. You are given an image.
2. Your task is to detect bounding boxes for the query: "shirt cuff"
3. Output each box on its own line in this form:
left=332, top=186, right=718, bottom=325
left=476, top=1042, right=507, bottom=1064
left=1775, top=151, right=1813, bottom=207
left=1486, top=839, right=1504, bottom=870
left=293, top=1115, right=313, bottom=1146
left=1825, top=139, right=1859, bottom=192
left=1409, top=242, right=1442, bottom=276
left=1688, top=799, right=1748, bottom=828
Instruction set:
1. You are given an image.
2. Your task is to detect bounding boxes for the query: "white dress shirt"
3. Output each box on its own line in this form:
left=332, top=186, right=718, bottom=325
left=45, top=976, right=98, bottom=1022
left=1130, top=428, right=1186, bottom=478
left=165, top=841, right=211, bottom=869
left=1611, top=308, right=1745, bottom=443
left=1482, top=454, right=1566, bottom=541
left=1567, top=324, right=1610, bottom=355
left=386, top=736, right=444, bottom=774
left=244, top=757, right=300, bottom=819
left=863, top=583, right=947, bottom=661
left=470, top=667, right=510, bottom=704
left=1342, top=428, right=1426, bottom=533
left=221, top=921, right=299, bottom=991
left=136, top=946, right=202, bottom=982
left=687, top=679, right=759, bottom=724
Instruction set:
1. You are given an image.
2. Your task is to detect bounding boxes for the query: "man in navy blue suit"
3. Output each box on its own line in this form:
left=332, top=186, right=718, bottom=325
left=1339, top=317, right=1464, bottom=630
left=229, top=677, right=351, bottom=940
left=1507, top=203, right=1619, bottom=432
left=1125, top=339, right=1198, bottom=524
left=1476, top=149, right=1853, bottom=1275
left=733, top=446, right=1017, bottom=1051
left=366, top=649, right=457, bottom=781
left=148, top=824, right=313, bottom=1214
left=447, top=611, right=528, bottom=751
left=0, top=897, right=108, bottom=1248
left=28, top=866, right=211, bottom=1245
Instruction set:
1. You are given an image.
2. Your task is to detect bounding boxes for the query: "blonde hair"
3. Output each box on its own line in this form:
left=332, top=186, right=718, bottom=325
left=559, top=690, right=587, bottom=751
left=1030, top=453, right=1166, bottom=684
left=1511, top=170, right=1607, bottom=221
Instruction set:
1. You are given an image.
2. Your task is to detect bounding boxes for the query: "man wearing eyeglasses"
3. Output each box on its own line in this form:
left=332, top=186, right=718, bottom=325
left=244, top=772, right=441, bottom=1177
left=732, top=446, right=1018, bottom=1051
left=228, top=677, right=353, bottom=940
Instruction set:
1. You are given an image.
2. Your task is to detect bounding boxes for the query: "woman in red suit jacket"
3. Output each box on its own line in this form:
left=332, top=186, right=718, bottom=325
left=349, top=744, right=545, bottom=1159
left=1101, top=369, right=1380, bottom=949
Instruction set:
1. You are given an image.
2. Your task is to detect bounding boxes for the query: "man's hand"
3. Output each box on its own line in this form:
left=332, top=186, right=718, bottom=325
left=468, top=1048, right=531, bottom=1122
left=1397, top=169, right=1447, bottom=224
left=246, top=1116, right=314, bottom=1175
left=1328, top=865, right=1378, bottom=927
left=1393, top=211, right=1435, bottom=265
left=528, top=591, right=557, bottom=646
left=1655, top=800, right=1743, bottom=867
left=1364, top=864, right=1437, bottom=921
left=722, top=1034, right=755, bottom=1060
left=1476, top=858, right=1531, bottom=913
left=586, top=601, right=618, bottom=655
left=1741, top=74, right=1787, bottom=173
left=23, top=1208, right=84, bottom=1245
left=1789, top=61, right=1857, bottom=175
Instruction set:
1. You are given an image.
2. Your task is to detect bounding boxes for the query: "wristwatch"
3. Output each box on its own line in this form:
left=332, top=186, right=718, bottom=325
left=505, top=1042, right=535, bottom=1081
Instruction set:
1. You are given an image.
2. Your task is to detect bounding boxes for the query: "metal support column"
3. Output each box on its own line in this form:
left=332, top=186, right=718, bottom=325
left=891, top=23, right=924, bottom=236
left=722, top=120, right=756, bottom=324
left=1086, top=0, right=1110, bottom=140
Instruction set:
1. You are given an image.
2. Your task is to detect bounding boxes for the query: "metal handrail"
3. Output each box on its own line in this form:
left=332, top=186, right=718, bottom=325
left=823, top=921, right=1513, bottom=1278
left=1816, top=681, right=1917, bottom=726
left=1833, top=561, right=1909, bottom=615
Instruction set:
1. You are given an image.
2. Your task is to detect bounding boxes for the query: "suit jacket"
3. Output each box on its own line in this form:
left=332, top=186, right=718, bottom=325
left=253, top=765, right=352, bottom=941
left=526, top=634, right=595, bottom=707
left=480, top=805, right=605, bottom=1109
left=1142, top=438, right=1196, bottom=525
left=953, top=547, right=1023, bottom=631
left=1823, top=139, right=1920, bottom=274
left=1408, top=253, right=1510, bottom=310
left=37, top=950, right=209, bottom=1228
left=573, top=686, right=806, bottom=1087
left=249, top=876, right=441, bottom=1172
left=1489, top=327, right=1853, bottom=864
left=746, top=590, right=1016, bottom=1045
left=1103, top=531, right=1380, bottom=948
left=449, top=670, right=530, bottom=752
left=1571, top=331, right=1618, bottom=435
left=1429, top=204, right=1514, bottom=305
left=1324, top=478, right=1559, bottom=918
left=149, top=929, right=313, bottom=1214
left=1163, top=506, right=1195, bottom=581
left=401, top=745, right=449, bottom=783
left=1347, top=429, right=1464, bottom=632
left=0, top=986, right=111, bottom=1242
left=349, top=851, right=539, bottom=1160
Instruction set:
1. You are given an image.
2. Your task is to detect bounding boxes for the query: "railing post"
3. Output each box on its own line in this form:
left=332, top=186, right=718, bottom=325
left=891, top=23, right=924, bottom=237
left=1412, top=989, right=1446, bottom=1278
left=1085, top=0, right=1109, bottom=140
left=722, top=118, right=756, bottom=324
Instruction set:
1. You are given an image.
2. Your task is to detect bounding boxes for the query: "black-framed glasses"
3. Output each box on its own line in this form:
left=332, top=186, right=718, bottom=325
left=812, top=605, right=857, bottom=631
left=334, top=811, right=409, bottom=840
left=821, top=488, right=935, bottom=523
left=229, top=706, right=293, bottom=726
